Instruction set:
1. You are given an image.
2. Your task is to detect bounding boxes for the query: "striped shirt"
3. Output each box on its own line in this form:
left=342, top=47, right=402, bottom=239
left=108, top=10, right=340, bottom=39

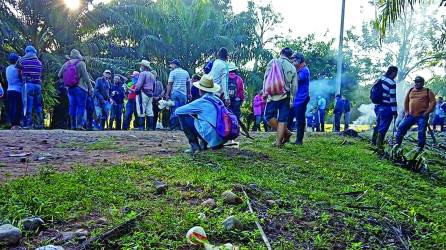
left=379, top=76, right=397, bottom=113
left=168, top=67, right=190, bottom=96
left=16, top=54, right=43, bottom=85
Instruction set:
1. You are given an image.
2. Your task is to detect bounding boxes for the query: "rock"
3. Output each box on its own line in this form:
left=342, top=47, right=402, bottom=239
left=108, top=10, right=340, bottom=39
left=96, top=217, right=107, bottom=225
left=222, top=216, right=242, bottom=231
left=61, top=231, right=75, bottom=242
left=266, top=200, right=277, bottom=207
left=248, top=183, right=258, bottom=190
left=35, top=245, right=64, bottom=250
left=74, top=229, right=89, bottom=237
left=154, top=181, right=168, bottom=194
left=20, top=216, right=45, bottom=231
left=222, top=191, right=243, bottom=205
left=0, top=224, right=21, bottom=246
left=77, top=235, right=87, bottom=242
left=201, top=198, right=216, bottom=208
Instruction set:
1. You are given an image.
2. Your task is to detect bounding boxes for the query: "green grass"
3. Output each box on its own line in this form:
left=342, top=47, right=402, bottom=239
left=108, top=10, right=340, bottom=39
left=56, top=136, right=128, bottom=153
left=0, top=134, right=444, bottom=249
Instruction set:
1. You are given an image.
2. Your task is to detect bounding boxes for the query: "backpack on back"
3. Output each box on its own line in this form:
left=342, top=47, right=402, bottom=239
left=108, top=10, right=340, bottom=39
left=263, top=59, right=286, bottom=96
left=63, top=60, right=81, bottom=87
left=370, top=80, right=384, bottom=104
left=203, top=96, right=240, bottom=141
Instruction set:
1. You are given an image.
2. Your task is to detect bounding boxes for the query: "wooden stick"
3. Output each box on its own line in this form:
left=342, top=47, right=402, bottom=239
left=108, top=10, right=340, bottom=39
left=242, top=189, right=272, bottom=250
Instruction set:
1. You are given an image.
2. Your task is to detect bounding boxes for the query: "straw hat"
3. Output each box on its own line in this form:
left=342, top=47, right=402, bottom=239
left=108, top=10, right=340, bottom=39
left=139, top=60, right=151, bottom=69
left=228, top=62, right=238, bottom=72
left=193, top=74, right=221, bottom=93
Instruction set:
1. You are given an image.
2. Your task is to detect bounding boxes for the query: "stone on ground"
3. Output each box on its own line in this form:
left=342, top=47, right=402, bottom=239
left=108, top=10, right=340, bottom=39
left=201, top=198, right=216, bottom=208
left=222, top=190, right=243, bottom=205
left=0, top=224, right=22, bottom=246
left=222, top=216, right=242, bottom=231
left=20, top=216, right=45, bottom=231
left=35, top=245, right=64, bottom=250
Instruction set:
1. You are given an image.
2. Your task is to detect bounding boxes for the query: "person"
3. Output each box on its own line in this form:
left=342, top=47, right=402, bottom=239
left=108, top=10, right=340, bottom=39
left=252, top=90, right=267, bottom=132
left=291, top=52, right=310, bottom=145
left=152, top=70, right=164, bottom=130
left=109, top=76, right=125, bottom=130
left=135, top=60, right=156, bottom=130
left=311, top=107, right=320, bottom=132
left=227, top=62, right=245, bottom=119
left=433, top=97, right=445, bottom=132
left=85, top=80, right=95, bottom=130
left=317, top=96, right=326, bottom=132
left=123, top=71, right=139, bottom=130
left=209, top=47, right=230, bottom=106
left=394, top=76, right=436, bottom=151
left=165, top=59, right=190, bottom=130
left=190, top=74, right=201, bottom=102
left=5, top=53, right=23, bottom=129
left=175, top=74, right=226, bottom=154
left=58, top=49, right=92, bottom=130
left=371, top=66, right=399, bottom=150
left=94, top=69, right=112, bottom=130
left=333, top=94, right=344, bottom=132
left=343, top=96, right=351, bottom=131
left=263, top=47, right=297, bottom=147
left=16, top=45, right=44, bottom=129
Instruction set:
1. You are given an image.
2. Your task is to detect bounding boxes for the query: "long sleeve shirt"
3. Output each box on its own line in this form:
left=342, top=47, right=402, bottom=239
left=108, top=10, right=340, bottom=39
left=378, top=76, right=397, bottom=114
left=94, top=77, right=111, bottom=101
left=135, top=71, right=156, bottom=95
left=175, top=93, right=224, bottom=147
left=58, top=59, right=92, bottom=93
left=404, top=87, right=436, bottom=117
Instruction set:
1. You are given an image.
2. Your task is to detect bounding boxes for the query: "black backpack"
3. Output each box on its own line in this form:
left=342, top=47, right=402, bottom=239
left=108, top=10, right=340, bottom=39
left=370, top=80, right=384, bottom=104
left=228, top=77, right=237, bottom=99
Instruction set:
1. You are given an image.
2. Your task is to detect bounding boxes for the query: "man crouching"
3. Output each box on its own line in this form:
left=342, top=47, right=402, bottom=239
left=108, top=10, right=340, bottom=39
left=175, top=75, right=226, bottom=154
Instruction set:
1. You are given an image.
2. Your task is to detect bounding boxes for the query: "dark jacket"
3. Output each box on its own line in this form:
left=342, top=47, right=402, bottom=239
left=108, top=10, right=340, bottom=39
left=334, top=97, right=344, bottom=113
left=94, top=77, right=111, bottom=102
left=111, top=84, right=125, bottom=105
left=343, top=99, right=351, bottom=113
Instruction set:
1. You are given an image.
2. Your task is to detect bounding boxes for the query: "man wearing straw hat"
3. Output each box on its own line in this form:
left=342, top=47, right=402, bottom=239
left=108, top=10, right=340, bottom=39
left=135, top=60, right=156, bottom=130
left=175, top=74, right=226, bottom=154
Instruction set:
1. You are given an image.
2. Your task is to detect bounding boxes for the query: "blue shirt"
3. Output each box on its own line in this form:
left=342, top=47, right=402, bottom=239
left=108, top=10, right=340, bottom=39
left=293, top=66, right=310, bottom=106
left=168, top=67, right=190, bottom=96
left=318, top=98, right=327, bottom=110
left=435, top=102, right=445, bottom=118
left=175, top=93, right=224, bottom=147
left=6, top=65, right=23, bottom=92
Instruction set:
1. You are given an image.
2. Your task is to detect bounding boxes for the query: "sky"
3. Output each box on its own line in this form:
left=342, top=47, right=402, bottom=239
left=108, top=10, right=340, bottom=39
left=231, top=0, right=377, bottom=41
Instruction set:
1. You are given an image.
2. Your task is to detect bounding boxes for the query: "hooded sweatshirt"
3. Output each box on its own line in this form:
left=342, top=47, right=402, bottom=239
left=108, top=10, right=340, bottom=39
left=16, top=46, right=43, bottom=85
left=228, top=72, right=245, bottom=101
left=58, top=49, right=92, bottom=93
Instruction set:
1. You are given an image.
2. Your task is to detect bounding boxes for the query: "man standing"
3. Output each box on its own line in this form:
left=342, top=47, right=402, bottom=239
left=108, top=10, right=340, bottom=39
left=165, top=59, right=190, bottom=130
left=135, top=60, right=156, bottom=130
left=16, top=45, right=43, bottom=129
left=433, top=97, right=445, bottom=132
left=5, top=53, right=23, bottom=130
left=94, top=70, right=112, bottom=130
left=317, top=96, right=326, bottom=132
left=371, top=66, right=399, bottom=150
left=110, top=76, right=125, bottom=130
left=291, top=52, right=310, bottom=145
left=227, top=62, right=245, bottom=119
left=343, top=96, right=351, bottom=131
left=58, top=49, right=92, bottom=130
left=209, top=47, right=230, bottom=106
left=152, top=70, right=164, bottom=130
left=394, top=76, right=436, bottom=151
left=333, top=94, right=344, bottom=132
left=263, top=47, right=297, bottom=147
left=123, top=71, right=139, bottom=130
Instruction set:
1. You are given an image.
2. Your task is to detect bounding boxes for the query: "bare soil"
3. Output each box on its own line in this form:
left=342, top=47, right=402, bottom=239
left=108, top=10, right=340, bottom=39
left=0, top=129, right=187, bottom=182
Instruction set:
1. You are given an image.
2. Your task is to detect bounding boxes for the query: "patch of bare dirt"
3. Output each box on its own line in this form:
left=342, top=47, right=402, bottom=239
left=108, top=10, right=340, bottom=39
left=0, top=130, right=187, bottom=182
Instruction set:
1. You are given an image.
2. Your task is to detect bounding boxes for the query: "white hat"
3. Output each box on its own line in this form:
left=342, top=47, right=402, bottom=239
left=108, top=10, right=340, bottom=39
left=139, top=60, right=151, bottom=69
left=192, top=74, right=221, bottom=93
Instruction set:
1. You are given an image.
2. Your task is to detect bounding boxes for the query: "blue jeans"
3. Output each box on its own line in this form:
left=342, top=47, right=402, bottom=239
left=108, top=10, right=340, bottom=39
left=374, top=105, right=394, bottom=138
left=7, top=90, right=23, bottom=127
left=344, top=111, right=351, bottom=130
left=318, top=109, right=325, bottom=132
left=68, top=87, right=87, bottom=129
left=23, top=83, right=43, bottom=128
left=94, top=100, right=111, bottom=130
left=253, top=115, right=267, bottom=131
left=294, top=99, right=309, bottom=144
left=123, top=99, right=137, bottom=130
left=229, top=99, right=242, bottom=119
left=110, top=103, right=123, bottom=130
left=169, top=91, right=187, bottom=129
left=396, top=115, right=428, bottom=148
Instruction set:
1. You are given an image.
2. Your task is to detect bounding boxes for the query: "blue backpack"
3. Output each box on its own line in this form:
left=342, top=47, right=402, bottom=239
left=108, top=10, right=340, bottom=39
left=203, top=96, right=240, bottom=141
left=370, top=80, right=383, bottom=104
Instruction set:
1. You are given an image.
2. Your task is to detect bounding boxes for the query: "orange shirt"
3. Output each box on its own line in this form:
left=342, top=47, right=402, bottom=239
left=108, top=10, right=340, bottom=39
left=404, top=88, right=436, bottom=116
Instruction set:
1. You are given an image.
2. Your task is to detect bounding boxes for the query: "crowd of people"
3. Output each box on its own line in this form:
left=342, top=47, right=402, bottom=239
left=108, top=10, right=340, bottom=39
left=1, top=45, right=445, bottom=153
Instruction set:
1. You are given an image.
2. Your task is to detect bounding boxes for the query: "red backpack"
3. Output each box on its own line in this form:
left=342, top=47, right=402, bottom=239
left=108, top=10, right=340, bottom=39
left=63, top=60, right=81, bottom=87
left=263, top=59, right=286, bottom=96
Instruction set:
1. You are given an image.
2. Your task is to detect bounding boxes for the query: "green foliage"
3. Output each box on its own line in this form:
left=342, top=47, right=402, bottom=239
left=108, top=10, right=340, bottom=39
left=0, top=135, right=445, bottom=248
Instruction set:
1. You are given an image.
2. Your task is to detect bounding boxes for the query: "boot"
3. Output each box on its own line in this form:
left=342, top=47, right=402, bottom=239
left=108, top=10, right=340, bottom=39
left=34, top=112, right=44, bottom=129
left=295, top=125, right=305, bottom=145
left=146, top=117, right=154, bottom=131
left=70, top=115, right=76, bottom=130
left=138, top=117, right=145, bottom=130
left=376, top=134, right=384, bottom=153
left=100, top=119, right=106, bottom=131
left=371, top=129, right=378, bottom=146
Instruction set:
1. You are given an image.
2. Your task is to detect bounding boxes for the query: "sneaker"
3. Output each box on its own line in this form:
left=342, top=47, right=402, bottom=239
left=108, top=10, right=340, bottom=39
left=185, top=143, right=200, bottom=155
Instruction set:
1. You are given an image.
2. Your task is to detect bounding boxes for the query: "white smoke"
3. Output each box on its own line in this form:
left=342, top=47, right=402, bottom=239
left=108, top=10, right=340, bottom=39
left=354, top=104, right=376, bottom=126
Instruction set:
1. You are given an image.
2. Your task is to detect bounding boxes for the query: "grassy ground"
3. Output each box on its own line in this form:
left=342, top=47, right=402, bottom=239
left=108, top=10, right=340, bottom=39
left=0, top=134, right=445, bottom=249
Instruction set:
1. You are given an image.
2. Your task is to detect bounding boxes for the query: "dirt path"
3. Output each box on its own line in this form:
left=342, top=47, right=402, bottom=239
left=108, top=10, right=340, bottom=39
left=0, top=130, right=187, bottom=182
